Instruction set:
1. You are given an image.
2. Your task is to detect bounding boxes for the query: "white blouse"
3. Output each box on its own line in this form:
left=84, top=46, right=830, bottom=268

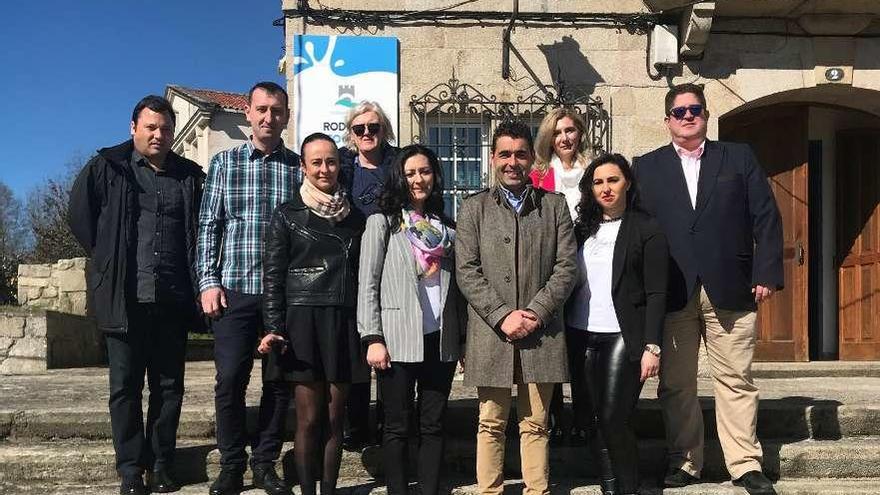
left=567, top=219, right=622, bottom=333
left=417, top=269, right=441, bottom=335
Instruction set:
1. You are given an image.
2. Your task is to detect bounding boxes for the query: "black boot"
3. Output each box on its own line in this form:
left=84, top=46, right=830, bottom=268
left=252, top=463, right=291, bottom=495
left=599, top=478, right=617, bottom=495
left=209, top=468, right=244, bottom=495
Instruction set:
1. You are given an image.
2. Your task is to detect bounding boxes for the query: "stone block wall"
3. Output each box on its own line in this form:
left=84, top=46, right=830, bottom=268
left=5, top=258, right=106, bottom=374
left=0, top=310, right=45, bottom=374
left=17, top=258, right=89, bottom=316
left=0, top=307, right=105, bottom=375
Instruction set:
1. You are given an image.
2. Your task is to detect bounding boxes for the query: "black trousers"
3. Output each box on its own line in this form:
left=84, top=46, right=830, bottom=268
left=377, top=332, right=456, bottom=495
left=549, top=329, right=592, bottom=433
left=582, top=332, right=644, bottom=494
left=106, top=302, right=187, bottom=477
left=213, top=289, right=291, bottom=470
left=346, top=382, right=382, bottom=443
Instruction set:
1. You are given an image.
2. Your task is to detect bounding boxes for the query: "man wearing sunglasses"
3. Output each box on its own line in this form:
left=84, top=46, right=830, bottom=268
left=633, top=84, right=783, bottom=495
left=337, top=101, right=400, bottom=450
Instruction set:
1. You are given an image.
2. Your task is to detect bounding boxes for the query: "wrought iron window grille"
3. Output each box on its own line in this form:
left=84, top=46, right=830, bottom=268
left=409, top=72, right=611, bottom=217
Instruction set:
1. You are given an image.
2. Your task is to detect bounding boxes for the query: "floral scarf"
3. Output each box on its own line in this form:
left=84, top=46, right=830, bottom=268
left=402, top=209, right=453, bottom=278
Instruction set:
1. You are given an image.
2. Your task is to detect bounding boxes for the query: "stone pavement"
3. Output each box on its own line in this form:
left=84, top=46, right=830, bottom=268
left=3, top=360, right=880, bottom=413
left=1, top=361, right=880, bottom=494
left=5, top=479, right=880, bottom=495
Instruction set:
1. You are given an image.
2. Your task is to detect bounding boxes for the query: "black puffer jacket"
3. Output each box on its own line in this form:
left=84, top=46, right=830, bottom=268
left=262, top=192, right=366, bottom=337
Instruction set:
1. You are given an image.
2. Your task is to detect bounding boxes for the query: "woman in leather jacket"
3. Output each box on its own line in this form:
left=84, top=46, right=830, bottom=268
left=258, top=132, right=369, bottom=495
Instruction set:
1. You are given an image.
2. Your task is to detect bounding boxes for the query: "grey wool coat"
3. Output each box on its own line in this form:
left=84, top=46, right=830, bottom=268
left=357, top=213, right=466, bottom=362
left=455, top=186, right=578, bottom=387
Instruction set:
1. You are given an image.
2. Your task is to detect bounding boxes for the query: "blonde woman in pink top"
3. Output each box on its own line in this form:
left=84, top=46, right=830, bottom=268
left=531, top=108, right=592, bottom=219
left=532, top=107, right=593, bottom=445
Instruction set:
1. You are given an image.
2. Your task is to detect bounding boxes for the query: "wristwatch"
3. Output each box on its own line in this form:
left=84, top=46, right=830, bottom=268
left=645, top=344, right=662, bottom=356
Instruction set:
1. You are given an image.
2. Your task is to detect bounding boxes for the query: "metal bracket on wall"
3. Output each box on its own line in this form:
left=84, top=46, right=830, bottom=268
left=679, top=1, right=715, bottom=59
left=501, top=0, right=518, bottom=80
left=501, top=0, right=554, bottom=100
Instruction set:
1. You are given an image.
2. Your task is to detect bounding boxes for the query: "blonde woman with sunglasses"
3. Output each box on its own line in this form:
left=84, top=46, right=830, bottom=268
left=338, top=100, right=400, bottom=450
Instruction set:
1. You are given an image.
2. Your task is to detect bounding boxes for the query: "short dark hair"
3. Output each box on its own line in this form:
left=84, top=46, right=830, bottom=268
left=299, top=132, right=338, bottom=160
left=664, top=83, right=707, bottom=115
left=132, top=95, right=175, bottom=125
left=248, top=81, right=288, bottom=107
left=491, top=120, right=534, bottom=153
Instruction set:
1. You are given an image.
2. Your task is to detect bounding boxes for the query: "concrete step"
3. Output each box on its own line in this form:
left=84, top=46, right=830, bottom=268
left=3, top=399, right=879, bottom=442
left=751, top=361, right=880, bottom=379
left=5, top=478, right=880, bottom=495
left=2, top=437, right=880, bottom=485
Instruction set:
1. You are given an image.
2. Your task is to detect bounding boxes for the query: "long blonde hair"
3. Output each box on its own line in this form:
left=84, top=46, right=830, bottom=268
left=342, top=101, right=396, bottom=152
left=533, top=108, right=591, bottom=173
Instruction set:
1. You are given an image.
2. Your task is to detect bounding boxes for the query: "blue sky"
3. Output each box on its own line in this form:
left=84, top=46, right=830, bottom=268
left=0, top=0, right=286, bottom=201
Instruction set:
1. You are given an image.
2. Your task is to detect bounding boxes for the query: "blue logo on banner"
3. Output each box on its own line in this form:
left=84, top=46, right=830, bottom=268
left=293, top=35, right=397, bottom=77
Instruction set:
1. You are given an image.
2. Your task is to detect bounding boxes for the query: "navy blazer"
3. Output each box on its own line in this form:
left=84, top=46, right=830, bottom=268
left=633, top=140, right=784, bottom=312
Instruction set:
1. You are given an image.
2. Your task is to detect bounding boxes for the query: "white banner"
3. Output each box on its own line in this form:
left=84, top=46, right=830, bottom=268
left=292, top=34, right=399, bottom=150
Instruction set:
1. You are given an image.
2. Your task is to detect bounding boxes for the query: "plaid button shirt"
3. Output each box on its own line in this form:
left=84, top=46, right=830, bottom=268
left=196, top=140, right=301, bottom=294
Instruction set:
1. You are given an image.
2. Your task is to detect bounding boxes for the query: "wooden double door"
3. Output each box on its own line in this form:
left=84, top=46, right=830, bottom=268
left=836, top=130, right=880, bottom=360
left=722, top=105, right=880, bottom=361
left=721, top=106, right=809, bottom=361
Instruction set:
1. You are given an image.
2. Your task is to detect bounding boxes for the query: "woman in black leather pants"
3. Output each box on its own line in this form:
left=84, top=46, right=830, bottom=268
left=568, top=153, right=669, bottom=495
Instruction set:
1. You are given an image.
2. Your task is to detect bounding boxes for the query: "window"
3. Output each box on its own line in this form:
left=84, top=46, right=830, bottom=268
left=425, top=123, right=488, bottom=218
left=410, top=76, right=611, bottom=219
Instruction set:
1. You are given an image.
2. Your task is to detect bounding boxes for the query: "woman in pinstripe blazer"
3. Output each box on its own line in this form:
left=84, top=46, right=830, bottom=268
left=357, top=144, right=466, bottom=495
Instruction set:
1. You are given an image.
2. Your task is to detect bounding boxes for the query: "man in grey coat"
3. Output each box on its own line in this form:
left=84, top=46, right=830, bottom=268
left=456, top=120, right=578, bottom=495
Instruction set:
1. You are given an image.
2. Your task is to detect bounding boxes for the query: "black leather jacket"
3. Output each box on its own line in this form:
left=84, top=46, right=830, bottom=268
left=262, top=193, right=366, bottom=336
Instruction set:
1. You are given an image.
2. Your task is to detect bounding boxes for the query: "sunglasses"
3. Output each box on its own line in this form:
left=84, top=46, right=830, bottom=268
left=351, top=123, right=382, bottom=137
left=668, top=104, right=704, bottom=120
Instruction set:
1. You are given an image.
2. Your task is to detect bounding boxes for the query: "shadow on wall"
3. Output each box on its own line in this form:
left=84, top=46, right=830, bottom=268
left=538, top=35, right=605, bottom=96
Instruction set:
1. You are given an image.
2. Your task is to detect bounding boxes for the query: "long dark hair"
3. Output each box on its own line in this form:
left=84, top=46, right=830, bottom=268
left=574, top=153, right=639, bottom=244
left=378, top=144, right=454, bottom=230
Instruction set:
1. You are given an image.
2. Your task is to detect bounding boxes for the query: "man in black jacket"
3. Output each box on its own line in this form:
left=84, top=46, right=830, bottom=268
left=69, top=95, right=204, bottom=495
left=633, top=84, right=783, bottom=495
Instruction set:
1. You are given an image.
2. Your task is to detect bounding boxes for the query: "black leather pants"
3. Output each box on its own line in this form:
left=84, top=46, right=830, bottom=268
left=582, top=332, right=644, bottom=495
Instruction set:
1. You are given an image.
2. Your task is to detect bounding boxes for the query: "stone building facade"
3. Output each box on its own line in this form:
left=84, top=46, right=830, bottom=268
left=282, top=1, right=880, bottom=362
left=164, top=85, right=293, bottom=170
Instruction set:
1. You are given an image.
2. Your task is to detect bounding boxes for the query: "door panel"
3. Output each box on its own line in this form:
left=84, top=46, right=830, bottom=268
left=720, top=105, right=809, bottom=361
left=836, top=130, right=880, bottom=360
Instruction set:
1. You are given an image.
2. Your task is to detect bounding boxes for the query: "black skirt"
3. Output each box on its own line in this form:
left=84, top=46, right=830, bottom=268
left=263, top=305, right=370, bottom=384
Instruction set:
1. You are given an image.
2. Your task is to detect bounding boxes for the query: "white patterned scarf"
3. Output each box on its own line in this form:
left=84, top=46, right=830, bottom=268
left=300, top=179, right=350, bottom=222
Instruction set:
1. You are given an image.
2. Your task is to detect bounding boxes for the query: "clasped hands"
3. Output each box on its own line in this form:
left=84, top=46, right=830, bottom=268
left=500, top=309, right=541, bottom=342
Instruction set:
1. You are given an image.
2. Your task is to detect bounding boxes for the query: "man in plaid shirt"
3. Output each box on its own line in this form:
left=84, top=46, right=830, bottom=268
left=197, top=81, right=300, bottom=495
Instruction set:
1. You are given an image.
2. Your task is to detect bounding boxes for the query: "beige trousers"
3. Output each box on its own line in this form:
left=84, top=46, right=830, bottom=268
left=658, top=285, right=763, bottom=480
left=476, top=383, right=554, bottom=495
